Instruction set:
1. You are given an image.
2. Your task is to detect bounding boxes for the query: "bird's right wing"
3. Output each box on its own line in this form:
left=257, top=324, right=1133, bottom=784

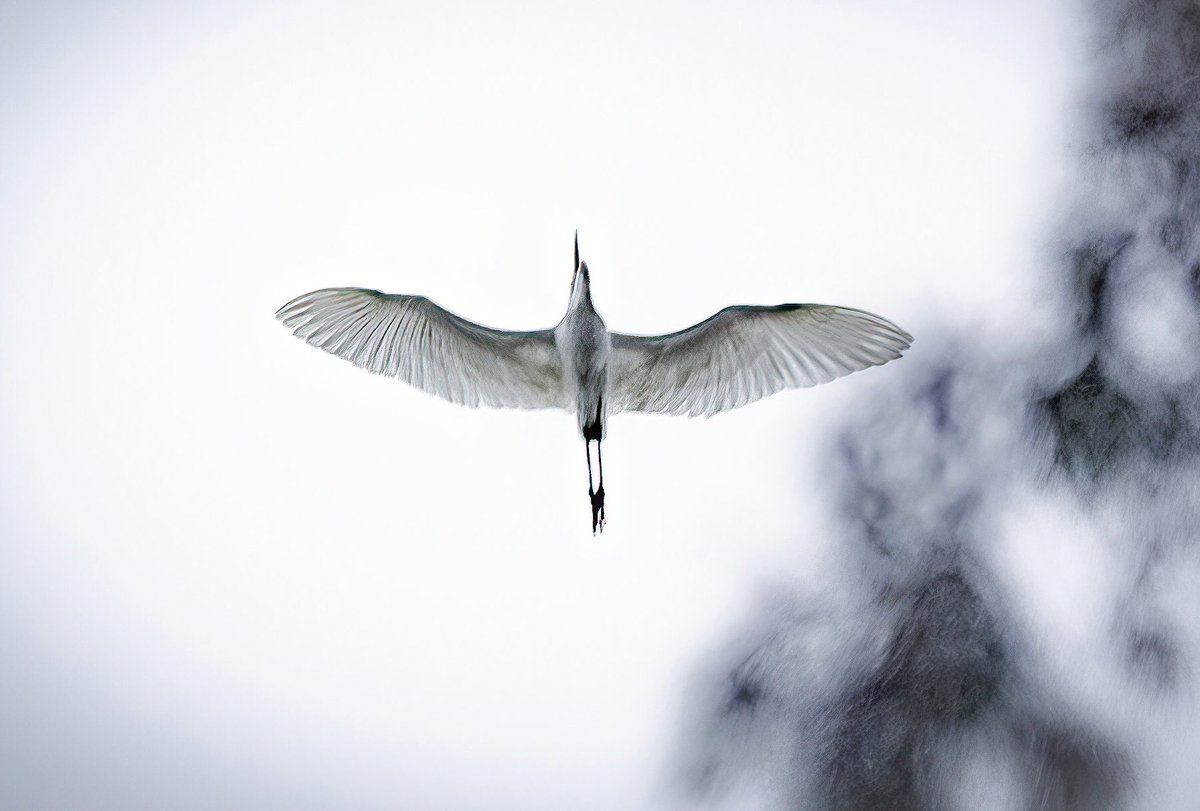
left=277, top=287, right=566, bottom=410
left=609, top=304, right=911, bottom=417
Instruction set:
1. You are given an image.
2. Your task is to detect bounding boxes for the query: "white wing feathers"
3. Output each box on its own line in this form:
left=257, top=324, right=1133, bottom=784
left=276, top=288, right=565, bottom=410
left=610, top=304, right=912, bottom=417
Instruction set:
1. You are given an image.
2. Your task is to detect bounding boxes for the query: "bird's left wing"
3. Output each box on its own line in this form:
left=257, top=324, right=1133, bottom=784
left=609, top=304, right=911, bottom=417
left=277, top=287, right=565, bottom=410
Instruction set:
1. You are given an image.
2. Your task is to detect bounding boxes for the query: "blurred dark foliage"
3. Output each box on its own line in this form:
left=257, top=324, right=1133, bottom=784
left=680, top=0, right=1200, bottom=807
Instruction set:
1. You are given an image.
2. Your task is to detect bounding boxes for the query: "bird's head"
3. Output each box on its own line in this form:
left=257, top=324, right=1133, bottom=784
left=571, top=230, right=591, bottom=298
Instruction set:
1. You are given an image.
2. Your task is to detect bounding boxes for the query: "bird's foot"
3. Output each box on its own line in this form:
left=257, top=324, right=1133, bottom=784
left=589, top=485, right=606, bottom=534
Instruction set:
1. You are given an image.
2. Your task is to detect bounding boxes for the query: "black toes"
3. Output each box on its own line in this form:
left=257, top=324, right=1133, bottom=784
left=590, top=485, right=606, bottom=534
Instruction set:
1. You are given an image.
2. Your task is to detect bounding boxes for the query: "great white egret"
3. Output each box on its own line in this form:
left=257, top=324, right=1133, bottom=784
left=276, top=234, right=912, bottom=532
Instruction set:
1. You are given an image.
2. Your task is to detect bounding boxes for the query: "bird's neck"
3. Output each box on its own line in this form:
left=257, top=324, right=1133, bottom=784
left=569, top=273, right=595, bottom=313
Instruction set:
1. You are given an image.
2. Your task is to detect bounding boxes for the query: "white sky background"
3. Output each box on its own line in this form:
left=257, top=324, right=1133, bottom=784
left=0, top=1, right=1076, bottom=808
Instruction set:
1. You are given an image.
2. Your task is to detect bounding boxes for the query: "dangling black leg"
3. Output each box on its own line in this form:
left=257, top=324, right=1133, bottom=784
left=585, top=439, right=595, bottom=494
left=586, top=440, right=606, bottom=534
left=585, top=439, right=603, bottom=534
left=584, top=397, right=606, bottom=534
left=592, top=436, right=604, bottom=532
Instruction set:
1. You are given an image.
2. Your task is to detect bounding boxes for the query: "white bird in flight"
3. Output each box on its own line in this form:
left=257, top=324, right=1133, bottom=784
left=277, top=233, right=912, bottom=532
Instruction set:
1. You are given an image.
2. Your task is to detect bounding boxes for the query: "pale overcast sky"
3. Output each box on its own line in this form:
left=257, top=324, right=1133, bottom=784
left=0, top=1, right=1075, bottom=808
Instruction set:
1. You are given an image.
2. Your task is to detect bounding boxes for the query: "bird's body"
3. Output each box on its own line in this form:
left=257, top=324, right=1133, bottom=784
left=277, top=234, right=912, bottom=531
left=556, top=261, right=610, bottom=441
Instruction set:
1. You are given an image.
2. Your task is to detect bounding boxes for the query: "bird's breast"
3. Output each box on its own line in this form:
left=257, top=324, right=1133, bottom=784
left=556, top=311, right=611, bottom=385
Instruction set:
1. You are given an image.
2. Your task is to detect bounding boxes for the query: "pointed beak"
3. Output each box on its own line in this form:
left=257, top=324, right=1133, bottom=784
left=574, top=230, right=580, bottom=277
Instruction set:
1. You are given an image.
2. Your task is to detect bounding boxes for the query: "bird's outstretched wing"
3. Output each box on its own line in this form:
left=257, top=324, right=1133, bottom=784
left=609, top=304, right=911, bottom=417
left=277, top=288, right=565, bottom=410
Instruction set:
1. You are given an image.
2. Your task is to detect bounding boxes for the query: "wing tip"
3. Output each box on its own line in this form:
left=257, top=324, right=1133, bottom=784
left=275, top=287, right=385, bottom=327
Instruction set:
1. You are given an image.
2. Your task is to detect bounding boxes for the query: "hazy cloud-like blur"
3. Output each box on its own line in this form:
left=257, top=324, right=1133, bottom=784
left=681, top=1, right=1200, bottom=808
